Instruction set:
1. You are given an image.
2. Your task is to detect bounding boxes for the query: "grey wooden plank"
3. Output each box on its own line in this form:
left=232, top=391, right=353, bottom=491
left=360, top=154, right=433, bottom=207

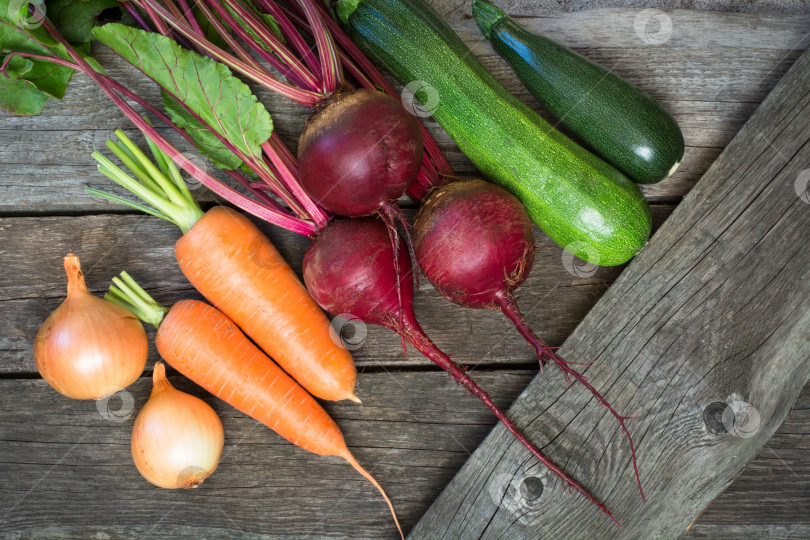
left=410, top=37, right=810, bottom=540
left=0, top=205, right=672, bottom=374
left=0, top=371, right=533, bottom=539
left=460, top=10, right=810, bottom=52
left=0, top=374, right=806, bottom=539
left=433, top=2, right=810, bottom=19
left=685, top=525, right=810, bottom=539
left=1, top=10, right=807, bottom=211
left=688, top=387, right=810, bottom=538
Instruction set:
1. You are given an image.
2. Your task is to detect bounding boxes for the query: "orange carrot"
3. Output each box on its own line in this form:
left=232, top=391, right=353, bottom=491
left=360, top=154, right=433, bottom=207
left=105, top=275, right=401, bottom=538
left=90, top=137, right=357, bottom=403
left=175, top=206, right=358, bottom=403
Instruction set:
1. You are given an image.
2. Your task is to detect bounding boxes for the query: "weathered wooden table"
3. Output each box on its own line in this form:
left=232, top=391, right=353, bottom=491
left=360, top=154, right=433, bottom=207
left=1, top=4, right=808, bottom=539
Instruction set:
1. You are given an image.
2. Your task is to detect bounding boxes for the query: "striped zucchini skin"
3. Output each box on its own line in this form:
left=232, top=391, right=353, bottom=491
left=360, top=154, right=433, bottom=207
left=338, top=0, right=651, bottom=265
left=472, top=0, right=684, bottom=185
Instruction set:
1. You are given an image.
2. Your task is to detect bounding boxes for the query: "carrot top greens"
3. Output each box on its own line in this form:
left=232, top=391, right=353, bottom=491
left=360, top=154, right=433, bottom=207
left=105, top=271, right=169, bottom=329
left=89, top=130, right=204, bottom=234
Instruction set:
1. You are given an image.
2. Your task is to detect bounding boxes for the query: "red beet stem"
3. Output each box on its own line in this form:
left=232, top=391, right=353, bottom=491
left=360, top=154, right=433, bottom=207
left=378, top=208, right=407, bottom=353
left=207, top=0, right=319, bottom=91
left=121, top=1, right=153, bottom=31
left=176, top=0, right=204, bottom=37
left=381, top=203, right=418, bottom=288
left=497, top=293, right=644, bottom=502
left=194, top=0, right=276, bottom=75
left=296, top=0, right=343, bottom=92
left=254, top=0, right=322, bottom=79
left=398, top=314, right=621, bottom=528
left=140, top=0, right=171, bottom=36
left=132, top=0, right=321, bottom=106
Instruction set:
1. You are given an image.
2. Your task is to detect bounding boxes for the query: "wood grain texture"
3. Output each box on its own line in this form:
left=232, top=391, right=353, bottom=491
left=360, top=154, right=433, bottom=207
left=431, top=1, right=810, bottom=17
left=0, top=374, right=806, bottom=539
left=0, top=371, right=532, bottom=539
left=0, top=10, right=807, bottom=211
left=687, top=387, right=810, bottom=538
left=411, top=37, right=810, bottom=540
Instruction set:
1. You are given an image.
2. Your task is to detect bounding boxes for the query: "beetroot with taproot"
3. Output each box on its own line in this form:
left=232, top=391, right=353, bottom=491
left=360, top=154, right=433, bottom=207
left=302, top=215, right=620, bottom=525
left=414, top=178, right=643, bottom=500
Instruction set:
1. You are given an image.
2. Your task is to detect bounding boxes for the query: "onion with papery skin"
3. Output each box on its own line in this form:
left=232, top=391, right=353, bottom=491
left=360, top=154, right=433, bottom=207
left=131, top=362, right=224, bottom=489
left=34, top=254, right=148, bottom=400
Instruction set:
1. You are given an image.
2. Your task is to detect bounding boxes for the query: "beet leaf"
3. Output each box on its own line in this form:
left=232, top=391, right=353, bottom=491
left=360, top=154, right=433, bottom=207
left=0, top=17, right=73, bottom=113
left=92, top=23, right=274, bottom=171
left=45, top=0, right=121, bottom=43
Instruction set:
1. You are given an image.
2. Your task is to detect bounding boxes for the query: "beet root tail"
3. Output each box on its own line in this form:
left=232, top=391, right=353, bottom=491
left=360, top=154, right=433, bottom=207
left=497, top=293, right=644, bottom=502
left=398, top=315, right=621, bottom=528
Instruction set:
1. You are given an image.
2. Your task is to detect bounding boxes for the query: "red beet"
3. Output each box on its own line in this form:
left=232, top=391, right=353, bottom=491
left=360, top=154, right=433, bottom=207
left=298, top=89, right=424, bottom=217
left=303, top=216, right=410, bottom=328
left=302, top=216, right=619, bottom=525
left=413, top=178, right=535, bottom=308
left=414, top=179, right=643, bottom=500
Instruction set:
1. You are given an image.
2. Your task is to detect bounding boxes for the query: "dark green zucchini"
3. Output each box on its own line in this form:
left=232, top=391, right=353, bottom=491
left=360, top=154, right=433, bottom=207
left=337, top=0, right=651, bottom=265
left=472, top=0, right=684, bottom=184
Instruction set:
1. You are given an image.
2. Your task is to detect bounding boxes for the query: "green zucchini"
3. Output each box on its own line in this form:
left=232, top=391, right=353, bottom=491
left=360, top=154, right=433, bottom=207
left=472, top=0, right=684, bottom=185
left=337, top=0, right=651, bottom=266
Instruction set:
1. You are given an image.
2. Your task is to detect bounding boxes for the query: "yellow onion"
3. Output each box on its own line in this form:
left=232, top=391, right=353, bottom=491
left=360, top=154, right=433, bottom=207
left=132, top=362, right=224, bottom=489
left=34, top=254, right=147, bottom=399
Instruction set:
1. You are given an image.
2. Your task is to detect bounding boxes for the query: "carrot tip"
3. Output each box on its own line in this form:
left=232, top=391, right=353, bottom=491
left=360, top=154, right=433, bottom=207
left=348, top=393, right=363, bottom=405
left=343, top=451, right=402, bottom=539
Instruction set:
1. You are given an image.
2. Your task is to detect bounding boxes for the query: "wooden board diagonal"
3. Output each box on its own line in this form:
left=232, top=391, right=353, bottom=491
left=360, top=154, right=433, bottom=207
left=410, top=41, right=810, bottom=540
